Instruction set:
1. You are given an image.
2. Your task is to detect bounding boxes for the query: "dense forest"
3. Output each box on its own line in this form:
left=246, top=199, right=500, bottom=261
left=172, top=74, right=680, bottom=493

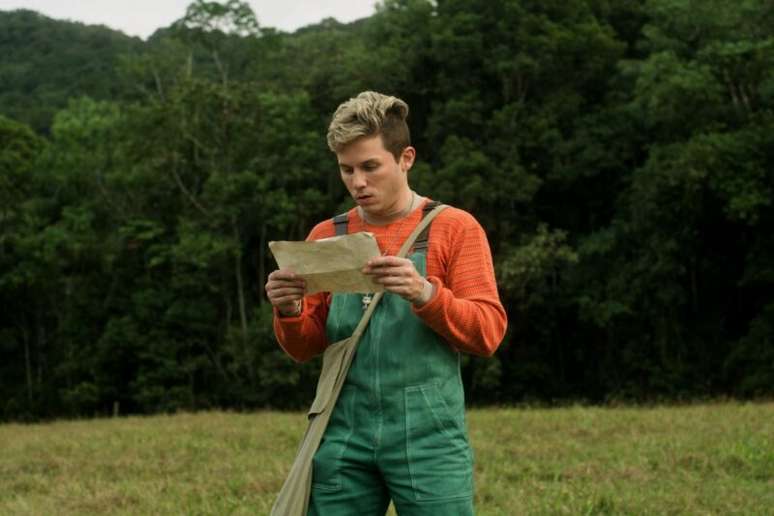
left=1, top=0, right=772, bottom=421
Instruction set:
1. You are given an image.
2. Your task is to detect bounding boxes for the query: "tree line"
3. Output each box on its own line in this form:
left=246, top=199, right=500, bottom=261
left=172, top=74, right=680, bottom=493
left=1, top=0, right=773, bottom=421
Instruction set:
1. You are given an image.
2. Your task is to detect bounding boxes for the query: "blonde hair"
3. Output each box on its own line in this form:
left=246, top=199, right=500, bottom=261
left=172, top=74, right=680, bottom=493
left=327, top=91, right=411, bottom=160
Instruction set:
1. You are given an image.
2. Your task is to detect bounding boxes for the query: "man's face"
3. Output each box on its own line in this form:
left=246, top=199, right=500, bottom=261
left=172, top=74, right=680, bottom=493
left=336, top=134, right=415, bottom=219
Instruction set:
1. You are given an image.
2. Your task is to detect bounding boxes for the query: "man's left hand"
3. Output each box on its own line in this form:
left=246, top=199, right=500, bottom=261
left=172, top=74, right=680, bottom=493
left=363, top=256, right=434, bottom=306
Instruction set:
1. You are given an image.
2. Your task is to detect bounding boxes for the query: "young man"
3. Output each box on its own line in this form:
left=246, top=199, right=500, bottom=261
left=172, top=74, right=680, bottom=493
left=265, top=91, right=506, bottom=515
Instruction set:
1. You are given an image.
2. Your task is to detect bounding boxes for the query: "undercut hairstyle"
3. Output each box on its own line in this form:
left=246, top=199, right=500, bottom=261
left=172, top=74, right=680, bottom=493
left=327, top=91, right=411, bottom=161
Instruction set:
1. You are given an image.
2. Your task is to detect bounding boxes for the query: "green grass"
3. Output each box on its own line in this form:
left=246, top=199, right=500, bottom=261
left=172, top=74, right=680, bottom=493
left=1, top=402, right=772, bottom=515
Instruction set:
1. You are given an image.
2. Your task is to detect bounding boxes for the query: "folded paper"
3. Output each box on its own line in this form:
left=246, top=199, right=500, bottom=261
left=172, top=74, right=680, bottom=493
left=269, top=232, right=384, bottom=294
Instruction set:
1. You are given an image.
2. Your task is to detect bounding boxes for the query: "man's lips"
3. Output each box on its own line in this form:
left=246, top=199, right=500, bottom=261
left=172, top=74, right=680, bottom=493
left=356, top=194, right=375, bottom=204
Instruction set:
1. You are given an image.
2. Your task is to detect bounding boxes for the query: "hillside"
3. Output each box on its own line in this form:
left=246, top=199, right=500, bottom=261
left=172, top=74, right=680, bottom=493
left=0, top=9, right=141, bottom=132
left=0, top=8, right=374, bottom=133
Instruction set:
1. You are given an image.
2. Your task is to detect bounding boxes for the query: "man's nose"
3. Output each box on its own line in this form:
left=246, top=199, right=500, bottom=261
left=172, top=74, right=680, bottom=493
left=351, top=169, right=367, bottom=189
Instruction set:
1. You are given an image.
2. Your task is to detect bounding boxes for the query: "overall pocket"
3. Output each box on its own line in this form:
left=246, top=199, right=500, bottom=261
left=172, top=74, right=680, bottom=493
left=404, top=382, right=473, bottom=501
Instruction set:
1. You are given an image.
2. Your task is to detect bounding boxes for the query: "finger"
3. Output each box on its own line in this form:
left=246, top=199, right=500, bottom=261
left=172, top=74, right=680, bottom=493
left=381, top=284, right=414, bottom=299
left=376, top=273, right=404, bottom=283
left=269, top=286, right=306, bottom=298
left=267, top=277, right=306, bottom=289
left=269, top=269, right=302, bottom=281
left=371, top=262, right=415, bottom=275
left=270, top=293, right=305, bottom=306
left=268, top=280, right=306, bottom=291
left=267, top=288, right=306, bottom=303
left=366, top=269, right=401, bottom=280
left=364, top=256, right=409, bottom=269
left=267, top=284, right=303, bottom=300
left=364, top=264, right=412, bottom=277
left=376, top=275, right=413, bottom=287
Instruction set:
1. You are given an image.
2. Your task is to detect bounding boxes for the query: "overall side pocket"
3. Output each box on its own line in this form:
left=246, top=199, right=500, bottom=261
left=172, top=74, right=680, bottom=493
left=404, top=382, right=473, bottom=502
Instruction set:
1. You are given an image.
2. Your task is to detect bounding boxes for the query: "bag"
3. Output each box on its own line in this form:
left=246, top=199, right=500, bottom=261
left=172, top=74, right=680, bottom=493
left=270, top=204, right=447, bottom=516
left=269, top=334, right=355, bottom=515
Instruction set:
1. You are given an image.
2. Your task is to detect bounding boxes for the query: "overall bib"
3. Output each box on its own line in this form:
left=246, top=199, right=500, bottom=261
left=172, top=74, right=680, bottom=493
left=307, top=221, right=475, bottom=515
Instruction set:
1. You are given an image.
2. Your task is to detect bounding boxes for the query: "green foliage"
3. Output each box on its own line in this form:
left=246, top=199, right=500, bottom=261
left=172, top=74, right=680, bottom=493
left=725, top=303, right=774, bottom=397
left=1, top=0, right=773, bottom=419
left=499, top=224, right=579, bottom=307
left=176, top=0, right=260, bottom=36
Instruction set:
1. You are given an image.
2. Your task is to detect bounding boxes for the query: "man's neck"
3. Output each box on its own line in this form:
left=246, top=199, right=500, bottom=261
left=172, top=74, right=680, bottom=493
left=360, top=189, right=416, bottom=226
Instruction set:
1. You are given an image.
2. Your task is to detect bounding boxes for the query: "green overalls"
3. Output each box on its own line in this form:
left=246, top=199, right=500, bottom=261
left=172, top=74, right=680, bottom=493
left=307, top=210, right=475, bottom=515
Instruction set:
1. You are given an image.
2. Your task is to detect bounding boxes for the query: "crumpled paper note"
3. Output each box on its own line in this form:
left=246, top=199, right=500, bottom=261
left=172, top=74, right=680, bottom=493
left=269, top=232, right=384, bottom=294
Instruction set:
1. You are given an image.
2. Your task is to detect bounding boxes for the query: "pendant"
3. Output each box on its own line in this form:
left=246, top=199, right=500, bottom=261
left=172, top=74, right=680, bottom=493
left=362, top=293, right=373, bottom=311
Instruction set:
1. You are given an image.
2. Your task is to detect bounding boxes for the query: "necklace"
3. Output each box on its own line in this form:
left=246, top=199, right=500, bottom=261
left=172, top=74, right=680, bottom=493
left=360, top=191, right=418, bottom=311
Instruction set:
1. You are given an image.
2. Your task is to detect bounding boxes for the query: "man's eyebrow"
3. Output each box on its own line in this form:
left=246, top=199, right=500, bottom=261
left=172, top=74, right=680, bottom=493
left=338, top=157, right=380, bottom=167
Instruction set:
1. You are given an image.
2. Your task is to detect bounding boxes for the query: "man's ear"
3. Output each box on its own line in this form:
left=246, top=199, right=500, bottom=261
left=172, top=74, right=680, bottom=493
left=400, top=146, right=416, bottom=172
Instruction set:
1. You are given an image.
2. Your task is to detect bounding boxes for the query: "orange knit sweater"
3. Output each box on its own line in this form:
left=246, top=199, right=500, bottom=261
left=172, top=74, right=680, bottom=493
left=273, top=199, right=507, bottom=361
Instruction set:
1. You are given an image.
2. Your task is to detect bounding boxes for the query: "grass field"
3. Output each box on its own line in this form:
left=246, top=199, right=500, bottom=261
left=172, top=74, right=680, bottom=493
left=1, top=402, right=772, bottom=515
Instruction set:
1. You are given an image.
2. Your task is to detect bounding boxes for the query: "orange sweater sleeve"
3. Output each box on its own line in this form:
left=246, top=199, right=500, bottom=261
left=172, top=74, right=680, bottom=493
left=272, top=221, right=336, bottom=362
left=413, top=207, right=507, bottom=356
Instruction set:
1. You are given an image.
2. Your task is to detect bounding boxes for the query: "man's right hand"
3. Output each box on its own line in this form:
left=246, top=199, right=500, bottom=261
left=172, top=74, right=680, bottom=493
left=265, top=269, right=307, bottom=316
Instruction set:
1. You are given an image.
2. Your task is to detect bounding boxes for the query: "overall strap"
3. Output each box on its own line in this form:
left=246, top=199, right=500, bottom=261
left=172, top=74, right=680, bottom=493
left=413, top=200, right=441, bottom=252
left=333, top=212, right=349, bottom=236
